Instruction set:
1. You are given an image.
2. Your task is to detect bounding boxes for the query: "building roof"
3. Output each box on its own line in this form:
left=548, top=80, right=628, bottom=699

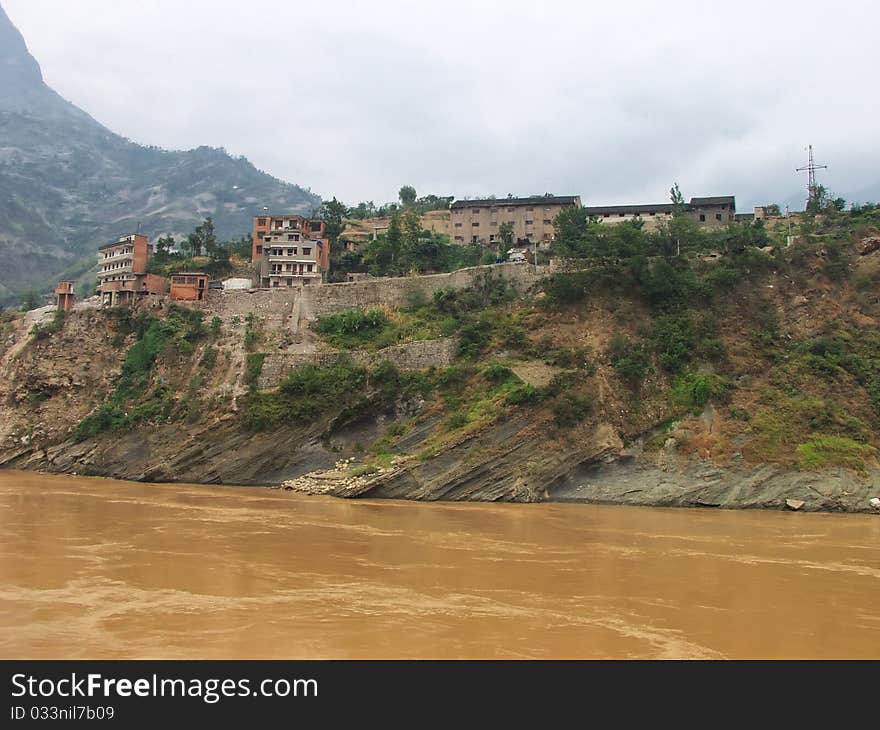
left=98, top=233, right=145, bottom=251
left=689, top=196, right=736, bottom=207
left=451, top=195, right=580, bottom=210
left=171, top=272, right=209, bottom=277
left=583, top=203, right=674, bottom=216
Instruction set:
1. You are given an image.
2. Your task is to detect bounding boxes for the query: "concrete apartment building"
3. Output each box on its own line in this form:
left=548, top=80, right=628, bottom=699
left=252, top=215, right=330, bottom=288
left=583, top=196, right=737, bottom=231
left=450, top=196, right=581, bottom=248
left=96, top=234, right=167, bottom=306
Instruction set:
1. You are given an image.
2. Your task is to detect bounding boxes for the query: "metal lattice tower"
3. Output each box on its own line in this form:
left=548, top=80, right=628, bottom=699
left=796, top=145, right=828, bottom=209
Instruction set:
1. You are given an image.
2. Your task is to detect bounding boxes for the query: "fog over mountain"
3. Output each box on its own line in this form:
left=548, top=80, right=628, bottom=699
left=0, top=3, right=318, bottom=303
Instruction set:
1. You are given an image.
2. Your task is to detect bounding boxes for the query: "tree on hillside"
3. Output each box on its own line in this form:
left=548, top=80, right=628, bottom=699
left=399, top=185, right=417, bottom=207
left=319, top=197, right=347, bottom=242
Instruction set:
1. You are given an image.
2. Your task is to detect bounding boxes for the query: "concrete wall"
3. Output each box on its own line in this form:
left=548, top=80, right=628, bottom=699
left=298, top=262, right=540, bottom=321
left=256, top=337, right=459, bottom=389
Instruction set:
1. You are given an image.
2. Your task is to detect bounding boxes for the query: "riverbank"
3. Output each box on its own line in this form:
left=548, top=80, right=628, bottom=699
left=274, top=451, right=880, bottom=513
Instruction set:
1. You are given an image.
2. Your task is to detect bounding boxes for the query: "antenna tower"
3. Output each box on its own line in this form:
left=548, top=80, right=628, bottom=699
left=796, top=145, right=828, bottom=209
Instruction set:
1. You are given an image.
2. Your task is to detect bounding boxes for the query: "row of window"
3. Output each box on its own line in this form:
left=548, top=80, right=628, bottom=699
left=454, top=233, right=552, bottom=243
left=270, top=263, right=315, bottom=274
left=454, top=206, right=554, bottom=214
left=101, top=247, right=134, bottom=259
left=455, top=219, right=551, bottom=228
left=264, top=234, right=302, bottom=243
left=268, top=247, right=313, bottom=257
left=100, top=260, right=133, bottom=273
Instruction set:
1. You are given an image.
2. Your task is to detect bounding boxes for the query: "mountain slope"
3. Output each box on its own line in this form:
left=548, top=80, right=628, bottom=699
left=0, top=4, right=320, bottom=303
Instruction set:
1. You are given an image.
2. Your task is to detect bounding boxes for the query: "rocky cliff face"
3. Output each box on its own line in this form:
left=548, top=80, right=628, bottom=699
left=1, top=237, right=879, bottom=513
left=0, top=4, right=319, bottom=304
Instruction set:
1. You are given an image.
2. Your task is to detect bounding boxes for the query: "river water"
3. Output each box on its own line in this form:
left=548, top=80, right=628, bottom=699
left=2, top=470, right=880, bottom=659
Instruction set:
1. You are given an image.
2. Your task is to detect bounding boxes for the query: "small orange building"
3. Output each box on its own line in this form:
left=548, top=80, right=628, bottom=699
left=54, top=280, right=76, bottom=311
left=169, top=272, right=210, bottom=302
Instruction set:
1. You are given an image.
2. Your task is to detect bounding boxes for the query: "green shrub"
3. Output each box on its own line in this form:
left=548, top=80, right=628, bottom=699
left=505, top=384, right=541, bottom=406
left=608, top=335, right=652, bottom=387
left=796, top=436, right=875, bottom=473
left=671, top=372, right=732, bottom=412
left=245, top=359, right=368, bottom=429
left=210, top=316, right=222, bottom=336
left=315, top=308, right=389, bottom=347
left=199, top=346, right=217, bottom=370
left=482, top=362, right=514, bottom=383
left=552, top=394, right=594, bottom=427
left=74, top=308, right=207, bottom=441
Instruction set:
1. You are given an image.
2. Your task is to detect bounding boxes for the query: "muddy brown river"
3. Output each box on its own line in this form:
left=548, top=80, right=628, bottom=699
left=2, top=469, right=879, bottom=659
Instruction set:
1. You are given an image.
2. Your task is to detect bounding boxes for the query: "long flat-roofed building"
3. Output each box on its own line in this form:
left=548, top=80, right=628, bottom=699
left=96, top=233, right=167, bottom=306
left=450, top=195, right=581, bottom=248
left=252, top=214, right=330, bottom=287
left=583, top=196, right=736, bottom=231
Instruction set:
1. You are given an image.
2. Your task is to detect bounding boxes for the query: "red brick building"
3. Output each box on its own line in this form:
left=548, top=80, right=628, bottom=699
left=169, top=272, right=209, bottom=302
left=97, top=234, right=167, bottom=305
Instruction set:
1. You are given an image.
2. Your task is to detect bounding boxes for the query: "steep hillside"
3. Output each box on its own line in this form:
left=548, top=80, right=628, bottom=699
left=0, top=4, right=319, bottom=304
left=1, top=210, right=879, bottom=512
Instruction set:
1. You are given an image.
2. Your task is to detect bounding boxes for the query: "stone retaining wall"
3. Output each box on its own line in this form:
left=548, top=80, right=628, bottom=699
left=256, top=337, right=458, bottom=389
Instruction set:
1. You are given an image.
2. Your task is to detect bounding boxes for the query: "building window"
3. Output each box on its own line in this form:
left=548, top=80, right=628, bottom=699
left=715, top=213, right=722, bottom=221
left=455, top=236, right=464, bottom=242
left=303, top=247, right=311, bottom=255
left=507, top=207, right=515, bottom=213
left=700, top=214, right=706, bottom=222
left=543, top=219, right=552, bottom=225
left=489, top=234, right=497, bottom=242
left=490, top=221, right=498, bottom=226
left=454, top=222, right=462, bottom=228
left=472, top=209, right=480, bottom=214
left=525, top=219, right=534, bottom=225
left=472, top=222, right=480, bottom=227
left=307, top=264, right=313, bottom=272
left=257, top=218, right=266, bottom=226
left=472, top=236, right=479, bottom=244
left=264, top=236, right=271, bottom=243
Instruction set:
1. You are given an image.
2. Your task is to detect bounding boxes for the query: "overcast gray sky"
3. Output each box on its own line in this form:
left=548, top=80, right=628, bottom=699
left=5, top=0, right=878, bottom=209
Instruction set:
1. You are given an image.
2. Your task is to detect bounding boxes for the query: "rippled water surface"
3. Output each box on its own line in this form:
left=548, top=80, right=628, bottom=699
left=2, top=470, right=880, bottom=659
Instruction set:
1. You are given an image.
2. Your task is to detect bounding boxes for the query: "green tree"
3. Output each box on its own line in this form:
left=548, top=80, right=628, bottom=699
left=319, top=197, right=347, bottom=242
left=670, top=182, right=685, bottom=213
left=399, top=185, right=417, bottom=207
left=499, top=221, right=515, bottom=250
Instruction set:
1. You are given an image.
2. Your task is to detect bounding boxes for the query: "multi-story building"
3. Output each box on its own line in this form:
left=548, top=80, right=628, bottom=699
left=96, top=234, right=167, bottom=306
left=251, top=215, right=330, bottom=288
left=583, top=196, right=736, bottom=231
left=449, top=195, right=581, bottom=248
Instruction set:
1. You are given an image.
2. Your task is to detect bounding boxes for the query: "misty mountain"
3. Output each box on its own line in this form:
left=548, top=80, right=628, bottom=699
left=0, top=4, right=320, bottom=304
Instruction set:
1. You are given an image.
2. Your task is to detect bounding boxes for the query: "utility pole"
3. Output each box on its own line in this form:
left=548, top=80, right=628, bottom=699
left=796, top=145, right=828, bottom=211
